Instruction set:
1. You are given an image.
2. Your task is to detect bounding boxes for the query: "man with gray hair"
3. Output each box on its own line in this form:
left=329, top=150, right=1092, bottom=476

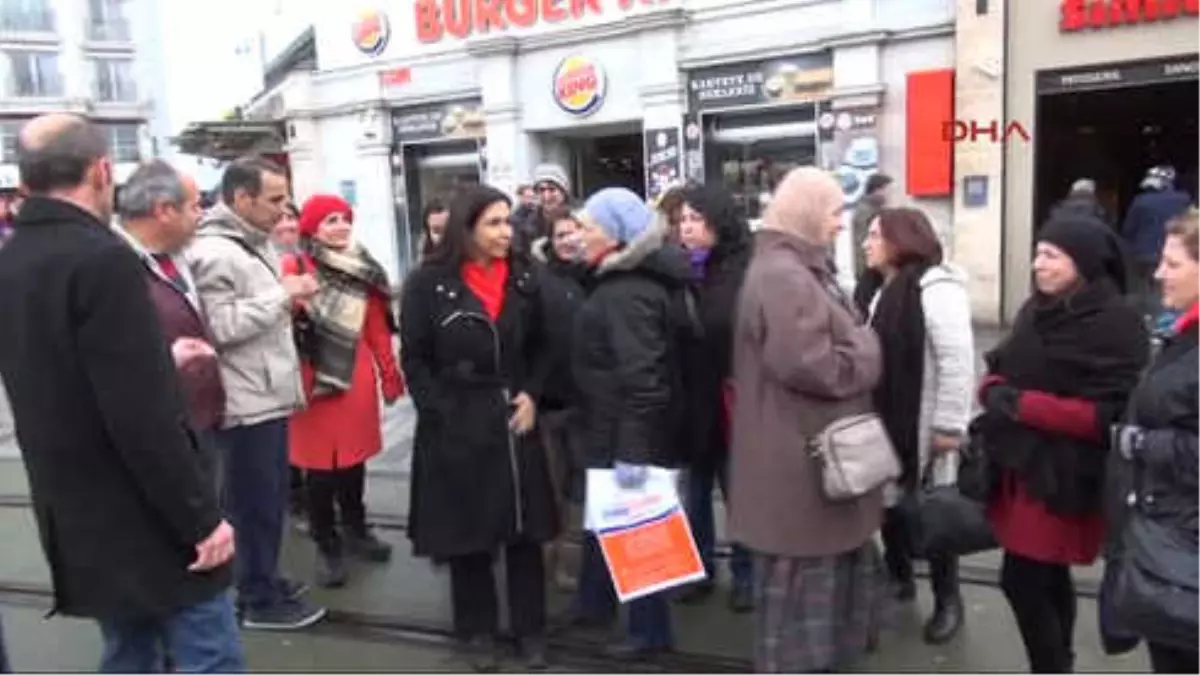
left=0, top=115, right=242, bottom=671
left=1049, top=176, right=1111, bottom=226
left=117, top=160, right=227, bottom=493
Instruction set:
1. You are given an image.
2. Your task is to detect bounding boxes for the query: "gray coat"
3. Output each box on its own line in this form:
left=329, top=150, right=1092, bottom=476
left=729, top=230, right=884, bottom=558
left=186, top=204, right=304, bottom=428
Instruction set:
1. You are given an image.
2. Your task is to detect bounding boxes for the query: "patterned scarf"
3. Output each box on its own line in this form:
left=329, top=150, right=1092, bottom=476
left=305, top=242, right=394, bottom=396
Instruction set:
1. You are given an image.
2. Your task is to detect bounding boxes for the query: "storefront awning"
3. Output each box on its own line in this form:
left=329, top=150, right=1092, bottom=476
left=171, top=120, right=287, bottom=162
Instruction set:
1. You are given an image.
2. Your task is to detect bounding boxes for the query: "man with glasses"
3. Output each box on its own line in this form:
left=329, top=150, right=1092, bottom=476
left=512, top=163, right=573, bottom=254
left=188, top=156, right=327, bottom=631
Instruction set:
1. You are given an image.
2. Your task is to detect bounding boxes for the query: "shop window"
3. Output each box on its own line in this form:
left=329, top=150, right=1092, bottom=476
left=704, top=107, right=818, bottom=226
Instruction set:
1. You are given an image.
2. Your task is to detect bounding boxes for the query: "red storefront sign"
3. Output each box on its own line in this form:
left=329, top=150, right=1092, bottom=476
left=416, top=0, right=669, bottom=43
left=1060, top=0, right=1199, bottom=32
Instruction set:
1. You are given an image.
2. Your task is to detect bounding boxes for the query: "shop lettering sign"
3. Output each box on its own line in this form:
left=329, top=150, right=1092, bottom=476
left=553, top=55, right=606, bottom=116
left=1060, top=0, right=1199, bottom=32
left=687, top=53, right=833, bottom=111
left=392, top=100, right=486, bottom=142
left=1036, top=55, right=1199, bottom=93
left=416, top=0, right=671, bottom=44
left=643, top=127, right=680, bottom=200
left=941, top=119, right=1031, bottom=145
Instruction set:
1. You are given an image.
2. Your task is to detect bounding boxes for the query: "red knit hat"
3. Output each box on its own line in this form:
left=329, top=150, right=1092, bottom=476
left=297, top=194, right=353, bottom=238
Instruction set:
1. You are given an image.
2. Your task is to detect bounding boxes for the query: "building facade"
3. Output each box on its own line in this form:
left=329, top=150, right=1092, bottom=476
left=994, top=0, right=1198, bottom=322
left=0, top=0, right=162, bottom=190
left=248, top=0, right=959, bottom=287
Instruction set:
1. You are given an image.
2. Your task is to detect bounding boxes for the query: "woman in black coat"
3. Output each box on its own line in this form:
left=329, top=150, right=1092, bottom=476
left=673, top=184, right=755, bottom=611
left=529, top=206, right=588, bottom=589
left=400, top=185, right=558, bottom=672
left=1102, top=209, right=1198, bottom=673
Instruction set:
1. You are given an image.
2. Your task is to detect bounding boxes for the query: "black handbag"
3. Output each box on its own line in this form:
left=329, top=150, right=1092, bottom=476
left=896, top=451, right=999, bottom=560
left=1111, top=490, right=1199, bottom=651
left=958, top=420, right=994, bottom=503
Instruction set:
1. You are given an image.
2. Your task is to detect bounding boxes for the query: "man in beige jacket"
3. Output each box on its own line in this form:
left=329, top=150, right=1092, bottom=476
left=188, top=156, right=326, bottom=631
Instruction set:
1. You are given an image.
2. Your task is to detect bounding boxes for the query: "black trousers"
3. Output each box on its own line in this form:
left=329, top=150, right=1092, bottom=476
left=880, top=507, right=960, bottom=602
left=289, top=466, right=306, bottom=514
left=305, top=463, right=368, bottom=552
left=1000, top=551, right=1077, bottom=673
left=1148, top=642, right=1198, bottom=674
left=448, top=541, right=546, bottom=640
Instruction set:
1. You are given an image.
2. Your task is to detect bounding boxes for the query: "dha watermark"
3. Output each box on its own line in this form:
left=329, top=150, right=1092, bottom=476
left=941, top=119, right=1031, bottom=144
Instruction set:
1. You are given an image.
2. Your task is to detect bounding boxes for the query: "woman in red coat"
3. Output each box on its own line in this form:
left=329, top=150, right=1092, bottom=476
left=282, top=194, right=404, bottom=588
left=976, top=214, right=1147, bottom=673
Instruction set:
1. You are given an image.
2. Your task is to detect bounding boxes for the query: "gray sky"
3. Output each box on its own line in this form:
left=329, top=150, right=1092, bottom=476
left=158, top=0, right=274, bottom=134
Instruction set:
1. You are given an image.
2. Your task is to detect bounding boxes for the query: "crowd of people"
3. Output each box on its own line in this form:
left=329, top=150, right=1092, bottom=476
left=0, top=111, right=1193, bottom=675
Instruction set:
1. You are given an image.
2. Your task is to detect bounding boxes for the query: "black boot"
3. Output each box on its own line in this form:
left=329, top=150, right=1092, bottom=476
left=923, top=555, right=964, bottom=645
left=316, top=541, right=348, bottom=589
left=729, top=582, right=754, bottom=613
left=881, top=509, right=916, bottom=602
left=520, top=635, right=549, bottom=671
left=463, top=635, right=500, bottom=673
left=345, top=527, right=392, bottom=563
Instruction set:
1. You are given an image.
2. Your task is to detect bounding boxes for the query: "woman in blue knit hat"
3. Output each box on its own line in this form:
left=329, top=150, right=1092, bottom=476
left=567, top=187, right=696, bottom=659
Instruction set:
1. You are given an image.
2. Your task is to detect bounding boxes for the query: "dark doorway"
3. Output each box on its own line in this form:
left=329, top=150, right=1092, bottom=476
left=1034, top=79, right=1198, bottom=231
left=567, top=134, right=645, bottom=199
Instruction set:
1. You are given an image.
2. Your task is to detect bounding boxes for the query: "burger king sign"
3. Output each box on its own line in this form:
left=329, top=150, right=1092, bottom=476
left=552, top=56, right=606, bottom=117
left=351, top=9, right=390, bottom=57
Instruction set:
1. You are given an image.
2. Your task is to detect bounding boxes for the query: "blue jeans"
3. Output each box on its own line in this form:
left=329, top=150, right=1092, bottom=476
left=218, top=419, right=289, bottom=610
left=98, top=592, right=245, bottom=673
left=0, top=614, right=10, bottom=673
left=576, top=535, right=674, bottom=649
left=685, top=460, right=752, bottom=589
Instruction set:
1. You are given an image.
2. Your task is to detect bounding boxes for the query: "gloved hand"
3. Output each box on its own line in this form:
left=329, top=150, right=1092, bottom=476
left=1111, top=424, right=1146, bottom=461
left=981, top=383, right=1021, bottom=419
left=614, top=461, right=649, bottom=490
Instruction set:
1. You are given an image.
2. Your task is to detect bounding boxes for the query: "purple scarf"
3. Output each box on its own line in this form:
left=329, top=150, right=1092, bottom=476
left=689, top=248, right=711, bottom=280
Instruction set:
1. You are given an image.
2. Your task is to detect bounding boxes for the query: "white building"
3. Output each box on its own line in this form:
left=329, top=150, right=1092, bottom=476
left=226, top=0, right=958, bottom=294
left=0, top=0, right=166, bottom=188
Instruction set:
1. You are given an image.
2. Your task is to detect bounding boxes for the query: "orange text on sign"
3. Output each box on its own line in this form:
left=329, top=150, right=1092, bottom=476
left=597, top=511, right=705, bottom=599
left=416, top=0, right=671, bottom=43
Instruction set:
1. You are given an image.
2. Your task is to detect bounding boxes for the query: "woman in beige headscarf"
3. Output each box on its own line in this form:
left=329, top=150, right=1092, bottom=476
left=728, top=168, right=885, bottom=673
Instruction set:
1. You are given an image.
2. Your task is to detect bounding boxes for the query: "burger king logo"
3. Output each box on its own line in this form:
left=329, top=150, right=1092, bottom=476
left=351, top=9, right=390, bottom=57
left=552, top=56, right=605, bottom=117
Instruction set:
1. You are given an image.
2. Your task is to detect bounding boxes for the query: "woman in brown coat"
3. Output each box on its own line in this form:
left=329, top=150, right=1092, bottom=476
left=729, top=167, right=885, bottom=673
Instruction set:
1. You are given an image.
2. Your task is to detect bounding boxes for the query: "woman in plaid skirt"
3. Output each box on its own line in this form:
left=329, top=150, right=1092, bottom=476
left=728, top=168, right=886, bottom=673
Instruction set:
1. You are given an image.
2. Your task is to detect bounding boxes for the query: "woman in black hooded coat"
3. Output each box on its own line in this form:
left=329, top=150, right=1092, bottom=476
left=673, top=184, right=756, bottom=610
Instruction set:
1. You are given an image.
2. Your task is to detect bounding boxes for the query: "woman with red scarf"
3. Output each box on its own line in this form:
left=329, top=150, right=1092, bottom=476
left=400, top=184, right=557, bottom=672
left=281, top=195, right=404, bottom=589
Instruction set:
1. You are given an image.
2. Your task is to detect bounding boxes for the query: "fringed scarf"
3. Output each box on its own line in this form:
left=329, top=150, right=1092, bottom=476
left=304, top=242, right=394, bottom=396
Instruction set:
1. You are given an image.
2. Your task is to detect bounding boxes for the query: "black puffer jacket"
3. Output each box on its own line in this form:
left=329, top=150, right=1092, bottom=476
left=1122, top=314, right=1199, bottom=534
left=531, top=236, right=586, bottom=410
left=572, top=220, right=695, bottom=468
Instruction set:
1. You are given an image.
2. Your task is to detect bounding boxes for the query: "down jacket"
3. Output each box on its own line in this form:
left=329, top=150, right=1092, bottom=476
left=866, top=264, right=975, bottom=506
left=571, top=219, right=695, bottom=469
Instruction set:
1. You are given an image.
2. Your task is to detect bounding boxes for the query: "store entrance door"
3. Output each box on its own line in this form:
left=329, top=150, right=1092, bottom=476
left=1034, top=78, right=1198, bottom=231
left=545, top=124, right=645, bottom=200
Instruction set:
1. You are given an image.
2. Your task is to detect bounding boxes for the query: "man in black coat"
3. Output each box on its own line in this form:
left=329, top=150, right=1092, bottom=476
left=0, top=114, right=242, bottom=673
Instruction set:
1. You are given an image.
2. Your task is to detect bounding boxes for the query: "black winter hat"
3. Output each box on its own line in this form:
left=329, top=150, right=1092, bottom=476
left=1037, top=214, right=1132, bottom=293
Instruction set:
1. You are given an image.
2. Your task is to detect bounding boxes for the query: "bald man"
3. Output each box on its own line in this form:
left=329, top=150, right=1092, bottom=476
left=0, top=114, right=244, bottom=672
